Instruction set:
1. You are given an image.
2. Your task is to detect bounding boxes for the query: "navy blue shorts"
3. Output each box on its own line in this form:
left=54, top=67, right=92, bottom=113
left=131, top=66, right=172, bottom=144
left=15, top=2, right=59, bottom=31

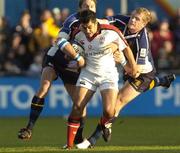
left=42, top=49, right=80, bottom=85
left=123, top=70, right=156, bottom=92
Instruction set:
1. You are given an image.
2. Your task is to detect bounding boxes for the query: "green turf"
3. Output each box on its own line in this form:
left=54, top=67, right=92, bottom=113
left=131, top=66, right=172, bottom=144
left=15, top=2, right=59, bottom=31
left=0, top=117, right=180, bottom=153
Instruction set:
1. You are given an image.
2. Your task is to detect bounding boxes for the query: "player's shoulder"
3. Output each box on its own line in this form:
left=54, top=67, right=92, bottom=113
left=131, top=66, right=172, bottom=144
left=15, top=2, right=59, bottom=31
left=138, top=27, right=149, bottom=40
left=63, top=12, right=79, bottom=27
left=100, top=24, right=122, bottom=33
left=107, top=14, right=130, bottom=25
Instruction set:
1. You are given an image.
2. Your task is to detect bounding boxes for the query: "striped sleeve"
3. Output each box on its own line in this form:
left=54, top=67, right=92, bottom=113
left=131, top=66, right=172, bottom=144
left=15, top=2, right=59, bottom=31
left=137, top=28, right=150, bottom=64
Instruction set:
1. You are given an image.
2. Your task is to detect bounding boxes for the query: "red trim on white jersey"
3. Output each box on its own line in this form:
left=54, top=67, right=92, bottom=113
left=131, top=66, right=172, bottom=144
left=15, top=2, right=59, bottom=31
left=71, top=22, right=128, bottom=46
left=100, top=24, right=128, bottom=46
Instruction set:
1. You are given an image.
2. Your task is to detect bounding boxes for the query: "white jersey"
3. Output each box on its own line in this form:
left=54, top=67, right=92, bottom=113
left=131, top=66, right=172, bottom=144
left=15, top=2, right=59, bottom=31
left=72, top=23, right=127, bottom=75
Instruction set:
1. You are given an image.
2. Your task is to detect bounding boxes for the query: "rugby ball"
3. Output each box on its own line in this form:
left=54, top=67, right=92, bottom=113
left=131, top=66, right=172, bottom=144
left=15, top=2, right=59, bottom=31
left=71, top=40, right=84, bottom=56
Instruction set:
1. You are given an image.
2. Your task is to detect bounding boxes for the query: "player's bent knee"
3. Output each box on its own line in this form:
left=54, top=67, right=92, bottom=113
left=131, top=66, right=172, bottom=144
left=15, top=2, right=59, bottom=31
left=103, top=110, right=115, bottom=118
left=104, top=106, right=115, bottom=116
left=117, top=96, right=127, bottom=105
left=72, top=104, right=84, bottom=116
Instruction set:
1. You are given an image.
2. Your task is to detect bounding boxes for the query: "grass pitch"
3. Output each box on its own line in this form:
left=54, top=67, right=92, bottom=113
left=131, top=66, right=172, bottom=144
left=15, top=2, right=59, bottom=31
left=0, top=117, right=180, bottom=153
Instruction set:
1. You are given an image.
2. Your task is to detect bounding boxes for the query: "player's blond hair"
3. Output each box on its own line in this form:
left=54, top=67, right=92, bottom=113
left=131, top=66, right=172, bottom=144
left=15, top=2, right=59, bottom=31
left=134, top=7, right=152, bottom=24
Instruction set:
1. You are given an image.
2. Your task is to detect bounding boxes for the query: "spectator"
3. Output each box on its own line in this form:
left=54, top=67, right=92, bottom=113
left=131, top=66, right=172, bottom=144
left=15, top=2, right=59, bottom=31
left=14, top=10, right=34, bottom=69
left=171, top=8, right=180, bottom=69
left=148, top=10, right=159, bottom=31
left=0, top=16, right=11, bottom=75
left=61, top=8, right=70, bottom=23
left=39, top=9, right=60, bottom=39
left=52, top=7, right=62, bottom=27
left=104, top=8, right=114, bottom=17
left=29, top=21, right=52, bottom=55
left=27, top=52, right=43, bottom=76
left=15, top=10, right=33, bottom=43
left=6, top=33, right=31, bottom=74
left=158, top=41, right=175, bottom=70
left=151, top=19, right=174, bottom=68
left=28, top=9, right=60, bottom=55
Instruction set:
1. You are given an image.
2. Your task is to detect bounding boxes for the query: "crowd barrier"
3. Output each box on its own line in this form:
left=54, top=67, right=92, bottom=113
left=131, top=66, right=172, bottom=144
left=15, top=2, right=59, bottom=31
left=0, top=76, right=180, bottom=116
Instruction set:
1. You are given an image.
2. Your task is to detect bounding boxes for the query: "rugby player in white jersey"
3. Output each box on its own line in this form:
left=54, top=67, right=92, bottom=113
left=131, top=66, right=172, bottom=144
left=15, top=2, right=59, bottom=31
left=17, top=0, right=121, bottom=145
left=64, top=9, right=137, bottom=149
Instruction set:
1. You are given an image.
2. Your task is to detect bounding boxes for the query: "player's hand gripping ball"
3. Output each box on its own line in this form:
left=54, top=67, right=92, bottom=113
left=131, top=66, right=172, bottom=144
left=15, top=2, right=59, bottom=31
left=71, top=40, right=85, bottom=57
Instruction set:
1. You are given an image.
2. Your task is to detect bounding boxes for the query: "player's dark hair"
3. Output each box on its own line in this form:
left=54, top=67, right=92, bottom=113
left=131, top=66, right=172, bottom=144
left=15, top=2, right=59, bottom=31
left=79, top=10, right=96, bottom=24
left=79, top=0, right=97, bottom=8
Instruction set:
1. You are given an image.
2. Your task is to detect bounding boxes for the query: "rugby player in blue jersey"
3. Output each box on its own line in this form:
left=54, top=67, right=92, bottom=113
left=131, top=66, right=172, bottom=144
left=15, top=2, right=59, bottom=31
left=76, top=7, right=176, bottom=149
left=17, top=0, right=96, bottom=145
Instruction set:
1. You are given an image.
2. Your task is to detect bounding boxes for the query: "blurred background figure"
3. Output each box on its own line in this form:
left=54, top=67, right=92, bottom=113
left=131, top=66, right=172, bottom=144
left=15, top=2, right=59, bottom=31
left=14, top=10, right=34, bottom=72
left=0, top=16, right=11, bottom=75
left=39, top=9, right=60, bottom=39
left=27, top=52, right=43, bottom=77
left=52, top=7, right=62, bottom=27
left=15, top=10, right=33, bottom=43
left=148, top=10, right=159, bottom=31
left=28, top=9, right=60, bottom=62
left=157, top=40, right=176, bottom=70
left=151, top=19, right=174, bottom=69
left=170, top=8, right=180, bottom=69
left=60, top=8, right=70, bottom=24
left=104, top=7, right=114, bottom=17
left=4, top=33, right=26, bottom=75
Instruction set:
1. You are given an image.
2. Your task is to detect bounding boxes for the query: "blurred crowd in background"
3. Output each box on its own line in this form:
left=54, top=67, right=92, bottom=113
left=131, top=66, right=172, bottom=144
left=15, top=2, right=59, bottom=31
left=0, top=7, right=180, bottom=77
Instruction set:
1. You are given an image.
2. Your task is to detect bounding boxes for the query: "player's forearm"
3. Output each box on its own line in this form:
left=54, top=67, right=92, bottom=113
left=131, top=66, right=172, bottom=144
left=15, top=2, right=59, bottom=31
left=124, top=46, right=138, bottom=78
left=124, top=46, right=136, bottom=68
left=47, top=37, right=78, bottom=59
left=55, top=38, right=77, bottom=59
left=58, top=38, right=86, bottom=67
left=59, top=39, right=85, bottom=67
left=62, top=43, right=79, bottom=59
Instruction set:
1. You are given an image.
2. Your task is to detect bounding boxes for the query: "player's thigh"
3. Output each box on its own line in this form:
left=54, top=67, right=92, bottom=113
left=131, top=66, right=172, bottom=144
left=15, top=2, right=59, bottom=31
left=64, top=84, right=76, bottom=102
left=38, top=67, right=57, bottom=92
left=118, top=81, right=140, bottom=103
left=74, top=86, right=94, bottom=108
left=64, top=84, right=87, bottom=117
left=36, top=67, right=57, bottom=97
left=40, top=67, right=57, bottom=86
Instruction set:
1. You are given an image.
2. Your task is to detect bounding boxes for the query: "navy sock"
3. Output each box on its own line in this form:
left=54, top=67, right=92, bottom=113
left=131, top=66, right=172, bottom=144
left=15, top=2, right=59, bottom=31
left=88, top=124, right=102, bottom=146
left=154, top=76, right=167, bottom=87
left=27, top=96, right=44, bottom=130
left=74, top=117, right=85, bottom=144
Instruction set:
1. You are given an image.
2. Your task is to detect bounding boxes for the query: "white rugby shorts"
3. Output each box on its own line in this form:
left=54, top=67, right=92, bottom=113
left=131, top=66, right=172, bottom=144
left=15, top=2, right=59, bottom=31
left=76, top=69, right=119, bottom=91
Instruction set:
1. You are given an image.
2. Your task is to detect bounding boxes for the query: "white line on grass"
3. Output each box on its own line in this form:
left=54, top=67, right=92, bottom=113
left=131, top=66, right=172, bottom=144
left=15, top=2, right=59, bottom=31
left=1, top=146, right=180, bottom=152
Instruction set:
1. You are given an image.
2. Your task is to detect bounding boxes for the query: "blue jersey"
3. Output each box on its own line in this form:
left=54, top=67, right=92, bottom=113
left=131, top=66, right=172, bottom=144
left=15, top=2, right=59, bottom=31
left=106, top=14, right=129, bottom=32
left=44, top=13, right=81, bottom=84
left=107, top=14, right=155, bottom=73
left=59, top=13, right=80, bottom=40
